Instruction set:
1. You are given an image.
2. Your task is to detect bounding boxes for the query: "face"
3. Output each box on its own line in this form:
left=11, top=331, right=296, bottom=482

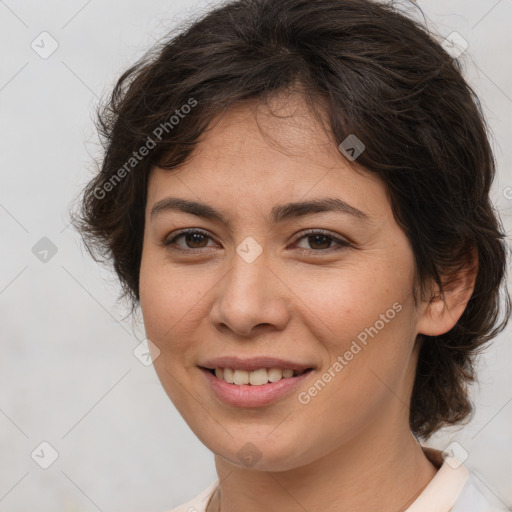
left=139, top=93, right=430, bottom=471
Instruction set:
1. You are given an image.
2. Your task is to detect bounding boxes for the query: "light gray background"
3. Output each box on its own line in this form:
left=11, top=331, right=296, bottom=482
left=1, top=1, right=511, bottom=511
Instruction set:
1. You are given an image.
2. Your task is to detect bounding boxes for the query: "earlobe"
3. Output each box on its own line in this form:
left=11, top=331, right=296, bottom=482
left=417, top=246, right=478, bottom=337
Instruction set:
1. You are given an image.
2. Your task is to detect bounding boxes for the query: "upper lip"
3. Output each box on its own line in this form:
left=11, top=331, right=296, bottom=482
left=199, top=356, right=314, bottom=372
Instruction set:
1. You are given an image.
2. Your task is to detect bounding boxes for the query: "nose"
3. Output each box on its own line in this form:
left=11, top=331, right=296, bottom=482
left=209, top=250, right=290, bottom=338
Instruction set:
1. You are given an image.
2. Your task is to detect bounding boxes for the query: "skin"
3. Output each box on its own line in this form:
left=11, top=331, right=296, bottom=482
left=139, top=92, right=477, bottom=512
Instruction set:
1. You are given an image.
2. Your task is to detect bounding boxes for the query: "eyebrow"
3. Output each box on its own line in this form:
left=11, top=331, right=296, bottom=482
left=150, top=196, right=372, bottom=226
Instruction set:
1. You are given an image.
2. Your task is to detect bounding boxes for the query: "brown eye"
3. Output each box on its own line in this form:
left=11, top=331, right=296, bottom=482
left=305, top=234, right=332, bottom=250
left=162, top=229, right=216, bottom=252
left=181, top=232, right=209, bottom=248
left=161, top=228, right=350, bottom=255
left=293, top=230, right=350, bottom=253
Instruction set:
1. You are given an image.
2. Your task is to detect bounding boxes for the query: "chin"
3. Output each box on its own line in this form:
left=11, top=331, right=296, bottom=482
left=203, top=429, right=314, bottom=472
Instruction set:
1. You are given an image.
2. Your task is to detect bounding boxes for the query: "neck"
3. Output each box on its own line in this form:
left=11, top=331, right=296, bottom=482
left=208, top=410, right=438, bottom=512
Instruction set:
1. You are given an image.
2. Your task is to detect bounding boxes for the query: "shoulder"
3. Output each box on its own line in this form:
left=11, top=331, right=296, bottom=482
left=410, top=446, right=510, bottom=512
left=451, top=472, right=510, bottom=512
left=162, top=480, right=219, bottom=512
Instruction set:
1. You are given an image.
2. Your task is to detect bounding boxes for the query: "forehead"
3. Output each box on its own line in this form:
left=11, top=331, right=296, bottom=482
left=185, top=92, right=341, bottom=167
left=146, top=93, right=390, bottom=223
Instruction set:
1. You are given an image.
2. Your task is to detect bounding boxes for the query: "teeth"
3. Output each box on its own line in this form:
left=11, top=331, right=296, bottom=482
left=215, top=367, right=224, bottom=381
left=234, top=369, right=249, bottom=385
left=213, top=367, right=303, bottom=386
left=249, top=368, right=267, bottom=385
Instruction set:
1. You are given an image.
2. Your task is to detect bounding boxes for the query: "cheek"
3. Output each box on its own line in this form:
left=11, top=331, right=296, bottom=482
left=139, top=255, right=203, bottom=412
left=291, top=256, right=416, bottom=403
left=139, top=250, right=179, bottom=348
left=139, top=252, right=212, bottom=359
left=288, top=256, right=408, bottom=339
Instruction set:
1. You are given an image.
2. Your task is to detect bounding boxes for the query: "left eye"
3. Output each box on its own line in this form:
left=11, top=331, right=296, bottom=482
left=162, top=229, right=350, bottom=253
left=293, top=230, right=350, bottom=252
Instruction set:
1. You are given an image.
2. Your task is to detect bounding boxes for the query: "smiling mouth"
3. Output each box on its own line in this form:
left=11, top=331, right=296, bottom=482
left=201, top=366, right=314, bottom=386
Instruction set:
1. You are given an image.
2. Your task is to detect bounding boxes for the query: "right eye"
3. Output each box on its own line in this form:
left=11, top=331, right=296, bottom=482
left=161, top=229, right=218, bottom=253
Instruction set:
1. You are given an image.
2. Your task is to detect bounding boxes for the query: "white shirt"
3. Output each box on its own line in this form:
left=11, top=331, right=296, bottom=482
left=164, top=447, right=509, bottom=512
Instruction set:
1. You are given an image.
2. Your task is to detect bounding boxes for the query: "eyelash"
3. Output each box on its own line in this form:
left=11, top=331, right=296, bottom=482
left=161, top=228, right=350, bottom=255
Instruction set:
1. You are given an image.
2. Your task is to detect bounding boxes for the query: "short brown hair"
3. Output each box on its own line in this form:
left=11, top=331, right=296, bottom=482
left=72, top=0, right=511, bottom=439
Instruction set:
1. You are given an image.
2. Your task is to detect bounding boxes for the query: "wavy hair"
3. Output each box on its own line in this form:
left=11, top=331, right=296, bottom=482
left=72, top=0, right=511, bottom=439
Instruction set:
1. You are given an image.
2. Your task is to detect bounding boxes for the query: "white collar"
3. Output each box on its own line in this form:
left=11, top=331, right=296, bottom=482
left=199, top=446, right=470, bottom=512
left=404, top=446, right=469, bottom=512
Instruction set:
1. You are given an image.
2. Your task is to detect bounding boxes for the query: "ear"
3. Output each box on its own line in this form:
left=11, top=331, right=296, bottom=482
left=416, top=246, right=478, bottom=337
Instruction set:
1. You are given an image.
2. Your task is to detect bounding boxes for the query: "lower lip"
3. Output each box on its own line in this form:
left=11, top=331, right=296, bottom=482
left=200, top=367, right=313, bottom=407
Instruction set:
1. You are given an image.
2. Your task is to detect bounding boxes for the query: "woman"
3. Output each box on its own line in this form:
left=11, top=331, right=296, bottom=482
left=73, top=0, right=511, bottom=510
